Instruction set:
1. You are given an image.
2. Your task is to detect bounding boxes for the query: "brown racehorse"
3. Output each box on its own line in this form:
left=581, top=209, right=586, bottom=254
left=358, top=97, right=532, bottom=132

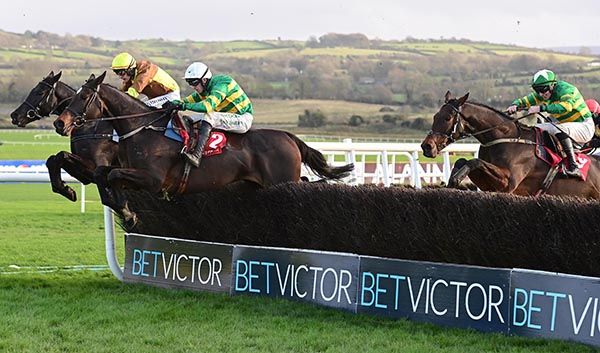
left=420, top=91, right=600, bottom=199
left=53, top=72, right=354, bottom=225
left=10, top=71, right=118, bottom=201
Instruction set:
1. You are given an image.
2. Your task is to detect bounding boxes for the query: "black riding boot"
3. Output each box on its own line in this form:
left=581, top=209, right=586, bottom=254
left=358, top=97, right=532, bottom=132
left=558, top=132, right=582, bottom=178
left=184, top=120, right=212, bottom=167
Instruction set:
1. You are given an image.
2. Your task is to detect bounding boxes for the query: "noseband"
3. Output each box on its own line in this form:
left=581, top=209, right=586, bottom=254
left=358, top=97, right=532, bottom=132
left=23, top=80, right=56, bottom=120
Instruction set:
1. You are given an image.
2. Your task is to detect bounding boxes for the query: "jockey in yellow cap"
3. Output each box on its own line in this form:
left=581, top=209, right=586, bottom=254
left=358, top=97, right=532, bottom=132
left=111, top=52, right=180, bottom=108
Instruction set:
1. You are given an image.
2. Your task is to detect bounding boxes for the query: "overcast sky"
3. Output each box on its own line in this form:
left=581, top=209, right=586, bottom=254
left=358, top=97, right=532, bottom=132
left=2, top=0, right=599, bottom=48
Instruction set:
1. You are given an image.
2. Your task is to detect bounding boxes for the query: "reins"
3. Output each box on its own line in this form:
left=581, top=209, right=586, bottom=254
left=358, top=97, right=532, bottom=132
left=70, top=84, right=173, bottom=140
left=444, top=103, right=542, bottom=147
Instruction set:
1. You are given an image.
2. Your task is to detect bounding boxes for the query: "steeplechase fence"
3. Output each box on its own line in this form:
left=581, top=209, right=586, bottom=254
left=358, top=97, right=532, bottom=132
left=5, top=141, right=600, bottom=347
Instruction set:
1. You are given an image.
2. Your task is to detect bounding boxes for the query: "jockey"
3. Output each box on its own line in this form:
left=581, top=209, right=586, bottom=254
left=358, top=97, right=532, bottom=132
left=111, top=52, right=180, bottom=108
left=165, top=62, right=254, bottom=168
left=507, top=69, right=593, bottom=178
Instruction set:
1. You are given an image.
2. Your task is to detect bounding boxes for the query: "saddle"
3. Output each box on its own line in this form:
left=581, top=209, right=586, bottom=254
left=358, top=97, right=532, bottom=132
left=533, top=128, right=590, bottom=181
left=534, top=128, right=563, bottom=166
left=169, top=112, right=226, bottom=157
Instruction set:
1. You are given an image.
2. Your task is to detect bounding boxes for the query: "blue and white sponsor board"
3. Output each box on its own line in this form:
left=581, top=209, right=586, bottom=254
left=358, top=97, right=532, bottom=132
left=123, top=233, right=600, bottom=347
left=510, top=269, right=600, bottom=346
left=232, top=245, right=359, bottom=311
left=124, top=233, right=232, bottom=293
left=358, top=256, right=510, bottom=333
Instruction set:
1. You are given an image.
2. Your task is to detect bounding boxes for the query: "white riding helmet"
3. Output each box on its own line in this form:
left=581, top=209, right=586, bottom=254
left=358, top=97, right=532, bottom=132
left=184, top=62, right=212, bottom=80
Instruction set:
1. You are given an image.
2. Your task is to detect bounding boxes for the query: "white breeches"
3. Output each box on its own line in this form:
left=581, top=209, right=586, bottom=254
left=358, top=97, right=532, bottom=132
left=535, top=118, right=595, bottom=144
left=188, top=112, right=253, bottom=133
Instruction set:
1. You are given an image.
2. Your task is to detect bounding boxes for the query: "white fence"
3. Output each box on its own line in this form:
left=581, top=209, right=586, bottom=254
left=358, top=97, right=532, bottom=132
left=0, top=163, right=88, bottom=213
left=305, top=140, right=479, bottom=187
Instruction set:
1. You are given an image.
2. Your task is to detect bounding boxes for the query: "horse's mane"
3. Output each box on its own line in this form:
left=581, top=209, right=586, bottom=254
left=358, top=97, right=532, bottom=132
left=56, top=81, right=76, bottom=94
left=466, top=100, right=533, bottom=130
left=467, top=101, right=512, bottom=119
left=99, top=83, right=157, bottom=111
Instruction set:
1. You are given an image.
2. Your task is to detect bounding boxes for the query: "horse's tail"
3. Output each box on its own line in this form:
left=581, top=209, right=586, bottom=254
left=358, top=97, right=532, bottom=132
left=286, top=132, right=354, bottom=180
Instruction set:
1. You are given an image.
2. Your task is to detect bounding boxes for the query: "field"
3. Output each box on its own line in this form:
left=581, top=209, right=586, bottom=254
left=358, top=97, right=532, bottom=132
left=0, top=129, right=596, bottom=352
left=0, top=98, right=422, bottom=132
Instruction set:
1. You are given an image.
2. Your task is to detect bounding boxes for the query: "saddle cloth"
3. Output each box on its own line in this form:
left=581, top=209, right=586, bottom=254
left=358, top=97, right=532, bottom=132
left=164, top=114, right=226, bottom=157
left=534, top=128, right=590, bottom=181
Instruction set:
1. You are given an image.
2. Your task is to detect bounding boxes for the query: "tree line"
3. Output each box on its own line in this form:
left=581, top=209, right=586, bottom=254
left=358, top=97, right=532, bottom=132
left=0, top=31, right=598, bottom=111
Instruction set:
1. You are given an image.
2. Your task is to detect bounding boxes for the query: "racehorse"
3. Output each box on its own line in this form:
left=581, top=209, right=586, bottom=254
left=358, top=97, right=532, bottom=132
left=10, top=71, right=119, bottom=201
left=53, top=72, right=354, bottom=225
left=420, top=91, right=600, bottom=199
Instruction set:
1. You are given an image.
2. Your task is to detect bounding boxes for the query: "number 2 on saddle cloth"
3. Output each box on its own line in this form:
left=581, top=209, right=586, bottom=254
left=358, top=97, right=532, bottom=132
left=534, top=128, right=591, bottom=181
left=165, top=115, right=226, bottom=157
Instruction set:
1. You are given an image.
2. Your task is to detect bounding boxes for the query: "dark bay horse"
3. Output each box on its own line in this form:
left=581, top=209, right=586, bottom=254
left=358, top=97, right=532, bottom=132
left=420, top=91, right=600, bottom=199
left=10, top=71, right=118, bottom=201
left=54, top=72, right=354, bottom=225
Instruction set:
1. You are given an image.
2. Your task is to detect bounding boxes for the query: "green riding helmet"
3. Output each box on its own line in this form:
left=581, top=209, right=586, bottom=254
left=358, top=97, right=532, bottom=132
left=531, top=69, right=556, bottom=88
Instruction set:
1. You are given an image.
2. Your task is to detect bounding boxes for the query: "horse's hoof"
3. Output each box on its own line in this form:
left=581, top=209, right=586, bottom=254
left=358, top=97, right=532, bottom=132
left=65, top=187, right=77, bottom=202
left=447, top=179, right=460, bottom=189
left=124, top=213, right=139, bottom=231
left=53, top=186, right=78, bottom=202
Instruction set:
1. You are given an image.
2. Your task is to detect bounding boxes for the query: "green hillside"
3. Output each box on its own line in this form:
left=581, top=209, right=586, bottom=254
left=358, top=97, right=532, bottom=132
left=1, top=30, right=598, bottom=134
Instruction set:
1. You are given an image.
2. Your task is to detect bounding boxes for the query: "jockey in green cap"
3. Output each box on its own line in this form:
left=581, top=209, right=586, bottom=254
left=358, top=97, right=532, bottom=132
left=164, top=62, right=253, bottom=168
left=507, top=69, right=593, bottom=178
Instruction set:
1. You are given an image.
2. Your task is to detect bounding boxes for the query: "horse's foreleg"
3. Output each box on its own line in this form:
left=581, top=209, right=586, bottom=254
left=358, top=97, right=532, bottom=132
left=56, top=151, right=96, bottom=183
left=448, top=158, right=512, bottom=192
left=46, top=151, right=95, bottom=202
left=93, top=165, right=121, bottom=211
left=106, top=168, right=163, bottom=228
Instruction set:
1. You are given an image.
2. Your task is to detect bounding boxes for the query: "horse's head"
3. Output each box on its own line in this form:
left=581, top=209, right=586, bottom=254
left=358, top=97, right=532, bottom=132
left=54, top=72, right=106, bottom=136
left=421, top=91, right=469, bottom=158
left=10, top=71, right=63, bottom=127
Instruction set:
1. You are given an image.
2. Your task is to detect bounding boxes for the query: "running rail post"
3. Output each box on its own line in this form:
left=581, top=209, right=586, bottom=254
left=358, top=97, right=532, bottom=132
left=80, top=183, right=86, bottom=213
left=103, top=206, right=123, bottom=281
left=442, top=151, right=452, bottom=183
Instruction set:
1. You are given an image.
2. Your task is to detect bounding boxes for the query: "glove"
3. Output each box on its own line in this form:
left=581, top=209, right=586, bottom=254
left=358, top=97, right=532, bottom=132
left=163, top=100, right=185, bottom=112
left=127, top=87, right=140, bottom=98
left=506, top=105, right=518, bottom=114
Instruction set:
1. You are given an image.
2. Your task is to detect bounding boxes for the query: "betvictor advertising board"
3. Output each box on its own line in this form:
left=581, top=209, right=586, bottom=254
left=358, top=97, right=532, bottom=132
left=358, top=256, right=510, bottom=333
left=124, top=233, right=233, bottom=293
left=122, top=233, right=600, bottom=347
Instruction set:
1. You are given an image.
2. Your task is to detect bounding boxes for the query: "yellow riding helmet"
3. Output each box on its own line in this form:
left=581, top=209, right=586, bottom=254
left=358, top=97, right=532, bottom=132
left=111, top=52, right=136, bottom=70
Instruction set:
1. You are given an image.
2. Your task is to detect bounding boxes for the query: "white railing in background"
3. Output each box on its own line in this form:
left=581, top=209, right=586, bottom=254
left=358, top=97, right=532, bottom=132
left=305, top=140, right=479, bottom=187
left=0, top=164, right=87, bottom=213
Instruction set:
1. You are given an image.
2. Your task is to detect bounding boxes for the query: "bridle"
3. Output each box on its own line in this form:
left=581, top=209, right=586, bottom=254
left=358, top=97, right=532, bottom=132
left=64, top=84, right=110, bottom=127
left=427, top=100, right=541, bottom=148
left=65, top=83, right=172, bottom=140
left=425, top=102, right=469, bottom=144
left=22, top=80, right=57, bottom=120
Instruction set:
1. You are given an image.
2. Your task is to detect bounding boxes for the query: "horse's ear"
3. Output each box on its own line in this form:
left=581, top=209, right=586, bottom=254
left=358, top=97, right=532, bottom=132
left=444, top=91, right=452, bottom=103
left=48, top=70, right=55, bottom=78
left=87, top=73, right=96, bottom=82
left=48, top=71, right=62, bottom=84
left=457, top=92, right=469, bottom=106
left=96, top=71, right=107, bottom=84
